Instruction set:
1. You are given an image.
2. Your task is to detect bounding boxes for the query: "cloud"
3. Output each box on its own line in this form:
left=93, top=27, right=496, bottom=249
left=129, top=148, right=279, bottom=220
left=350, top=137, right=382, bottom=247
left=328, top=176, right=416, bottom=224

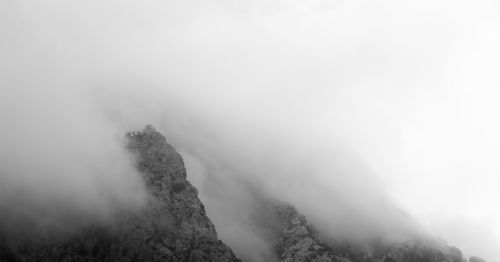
left=0, top=76, right=147, bottom=241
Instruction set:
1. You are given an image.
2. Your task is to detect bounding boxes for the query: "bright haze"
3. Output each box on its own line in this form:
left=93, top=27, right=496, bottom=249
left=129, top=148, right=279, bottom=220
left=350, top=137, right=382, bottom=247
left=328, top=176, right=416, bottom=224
left=1, top=0, right=499, bottom=261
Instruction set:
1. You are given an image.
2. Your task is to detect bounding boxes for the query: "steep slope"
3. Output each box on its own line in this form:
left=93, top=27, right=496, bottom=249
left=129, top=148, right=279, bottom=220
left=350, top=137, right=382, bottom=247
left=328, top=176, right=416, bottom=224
left=0, top=125, right=240, bottom=262
left=0, top=125, right=485, bottom=262
left=124, top=125, right=240, bottom=262
left=263, top=203, right=467, bottom=262
left=272, top=205, right=350, bottom=262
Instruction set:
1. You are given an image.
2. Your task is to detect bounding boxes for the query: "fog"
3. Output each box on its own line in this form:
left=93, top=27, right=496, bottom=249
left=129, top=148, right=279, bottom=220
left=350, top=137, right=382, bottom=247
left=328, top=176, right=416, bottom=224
left=0, top=88, right=147, bottom=242
left=1, top=0, right=500, bottom=261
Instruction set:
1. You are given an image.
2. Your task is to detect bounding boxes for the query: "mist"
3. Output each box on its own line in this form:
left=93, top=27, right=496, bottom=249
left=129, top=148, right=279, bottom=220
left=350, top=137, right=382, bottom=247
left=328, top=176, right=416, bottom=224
left=0, top=87, right=147, bottom=242
left=1, top=0, right=500, bottom=261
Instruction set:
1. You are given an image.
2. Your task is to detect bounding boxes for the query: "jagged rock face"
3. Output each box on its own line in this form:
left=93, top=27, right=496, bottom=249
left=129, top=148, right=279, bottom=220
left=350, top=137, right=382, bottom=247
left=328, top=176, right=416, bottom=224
left=273, top=205, right=350, bottom=262
left=121, top=125, right=240, bottom=262
left=0, top=125, right=484, bottom=262
left=0, top=125, right=240, bottom=262
left=266, top=203, right=467, bottom=262
left=126, top=125, right=219, bottom=241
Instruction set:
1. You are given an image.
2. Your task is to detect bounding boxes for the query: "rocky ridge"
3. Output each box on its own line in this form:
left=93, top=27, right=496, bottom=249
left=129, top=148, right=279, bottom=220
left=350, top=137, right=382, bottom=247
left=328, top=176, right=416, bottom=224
left=272, top=205, right=350, bottom=262
left=265, top=203, right=470, bottom=262
left=0, top=125, right=240, bottom=262
left=0, top=125, right=486, bottom=262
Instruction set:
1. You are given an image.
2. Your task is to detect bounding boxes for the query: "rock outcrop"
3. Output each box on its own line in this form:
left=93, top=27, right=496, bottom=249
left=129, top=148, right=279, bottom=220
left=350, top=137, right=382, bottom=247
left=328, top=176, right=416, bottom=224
left=0, top=125, right=240, bottom=262
left=273, top=205, right=350, bottom=262
left=0, top=125, right=485, bottom=262
left=259, top=203, right=468, bottom=262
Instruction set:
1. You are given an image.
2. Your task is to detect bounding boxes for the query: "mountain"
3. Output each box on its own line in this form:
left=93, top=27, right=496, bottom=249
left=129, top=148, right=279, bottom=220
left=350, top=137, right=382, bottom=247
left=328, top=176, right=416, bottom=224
left=0, top=125, right=240, bottom=262
left=0, top=125, right=485, bottom=262
left=263, top=203, right=467, bottom=262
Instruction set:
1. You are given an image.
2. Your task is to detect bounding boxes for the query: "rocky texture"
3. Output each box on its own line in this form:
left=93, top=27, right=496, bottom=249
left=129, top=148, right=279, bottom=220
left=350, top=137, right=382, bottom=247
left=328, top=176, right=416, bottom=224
left=0, top=125, right=239, bottom=262
left=367, top=240, right=465, bottom=262
left=263, top=203, right=468, bottom=262
left=0, top=125, right=485, bottom=262
left=273, top=205, right=350, bottom=262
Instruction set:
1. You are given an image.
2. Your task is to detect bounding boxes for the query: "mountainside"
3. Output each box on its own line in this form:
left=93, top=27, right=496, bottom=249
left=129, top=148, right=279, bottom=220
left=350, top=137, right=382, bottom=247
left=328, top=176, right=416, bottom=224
left=0, top=126, right=484, bottom=262
left=264, top=204, right=467, bottom=262
left=0, top=125, right=240, bottom=262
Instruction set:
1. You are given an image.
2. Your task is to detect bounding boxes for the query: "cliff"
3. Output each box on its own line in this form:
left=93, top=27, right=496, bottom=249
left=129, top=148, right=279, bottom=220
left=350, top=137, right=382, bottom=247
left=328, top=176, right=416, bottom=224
left=263, top=203, right=467, bottom=262
left=0, top=125, right=240, bottom=262
left=0, top=126, right=484, bottom=262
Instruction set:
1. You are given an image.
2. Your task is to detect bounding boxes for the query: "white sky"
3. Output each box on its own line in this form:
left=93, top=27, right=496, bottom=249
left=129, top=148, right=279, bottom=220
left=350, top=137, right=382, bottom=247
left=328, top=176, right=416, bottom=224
left=1, top=0, right=500, bottom=260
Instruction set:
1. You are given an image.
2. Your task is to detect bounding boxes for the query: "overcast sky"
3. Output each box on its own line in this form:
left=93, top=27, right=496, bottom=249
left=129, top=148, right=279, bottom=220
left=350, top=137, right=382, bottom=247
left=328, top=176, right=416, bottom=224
left=1, top=0, right=500, bottom=261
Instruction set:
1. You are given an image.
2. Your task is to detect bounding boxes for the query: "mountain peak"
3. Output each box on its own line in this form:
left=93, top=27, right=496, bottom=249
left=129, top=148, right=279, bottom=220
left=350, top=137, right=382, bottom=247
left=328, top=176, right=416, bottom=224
left=0, top=126, right=484, bottom=262
left=0, top=126, right=240, bottom=262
